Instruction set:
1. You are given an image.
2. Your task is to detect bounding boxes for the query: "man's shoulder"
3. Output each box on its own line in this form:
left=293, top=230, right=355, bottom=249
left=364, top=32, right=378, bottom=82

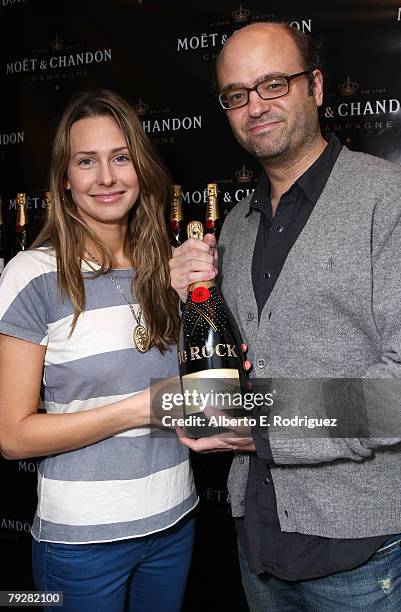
left=331, top=148, right=401, bottom=233
left=337, top=147, right=401, bottom=181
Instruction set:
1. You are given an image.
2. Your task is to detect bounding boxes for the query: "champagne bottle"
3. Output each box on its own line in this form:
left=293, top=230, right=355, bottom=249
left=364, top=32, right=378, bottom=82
left=178, top=221, right=247, bottom=438
left=170, top=184, right=187, bottom=247
left=15, top=192, right=30, bottom=253
left=0, top=196, right=7, bottom=275
left=44, top=190, right=51, bottom=220
left=204, top=183, right=221, bottom=241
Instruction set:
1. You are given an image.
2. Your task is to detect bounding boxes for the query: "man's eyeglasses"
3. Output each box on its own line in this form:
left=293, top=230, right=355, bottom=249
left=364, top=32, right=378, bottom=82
left=218, top=69, right=316, bottom=110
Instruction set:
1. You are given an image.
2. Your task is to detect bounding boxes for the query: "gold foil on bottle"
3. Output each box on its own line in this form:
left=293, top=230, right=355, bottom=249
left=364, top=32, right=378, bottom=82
left=44, top=191, right=51, bottom=218
left=206, top=183, right=219, bottom=222
left=16, top=193, right=27, bottom=227
left=170, top=185, right=183, bottom=222
left=186, top=221, right=216, bottom=291
left=187, top=220, right=204, bottom=240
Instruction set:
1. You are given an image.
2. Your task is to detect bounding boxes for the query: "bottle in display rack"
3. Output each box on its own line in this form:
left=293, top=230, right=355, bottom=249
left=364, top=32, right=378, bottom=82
left=14, top=192, right=31, bottom=253
left=204, top=183, right=221, bottom=241
left=44, top=191, right=51, bottom=221
left=169, top=184, right=187, bottom=247
left=0, top=196, right=7, bottom=275
left=178, top=220, right=247, bottom=438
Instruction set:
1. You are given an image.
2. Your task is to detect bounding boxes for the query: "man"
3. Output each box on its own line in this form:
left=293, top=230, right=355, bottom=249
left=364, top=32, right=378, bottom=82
left=169, top=22, right=401, bottom=611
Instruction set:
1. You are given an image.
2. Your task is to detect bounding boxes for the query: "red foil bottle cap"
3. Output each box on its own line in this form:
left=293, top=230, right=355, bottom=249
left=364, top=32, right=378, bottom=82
left=192, top=286, right=210, bottom=303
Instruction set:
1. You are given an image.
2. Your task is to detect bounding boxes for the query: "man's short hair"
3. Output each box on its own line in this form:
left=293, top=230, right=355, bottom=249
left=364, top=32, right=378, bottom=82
left=215, top=21, right=323, bottom=96
left=279, top=23, right=322, bottom=94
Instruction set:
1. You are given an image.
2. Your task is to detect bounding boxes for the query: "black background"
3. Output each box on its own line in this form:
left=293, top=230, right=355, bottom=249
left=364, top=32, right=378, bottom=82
left=1, top=1, right=400, bottom=609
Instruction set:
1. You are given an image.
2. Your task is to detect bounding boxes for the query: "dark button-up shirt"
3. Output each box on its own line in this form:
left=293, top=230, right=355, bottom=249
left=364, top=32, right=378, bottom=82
left=236, top=133, right=387, bottom=580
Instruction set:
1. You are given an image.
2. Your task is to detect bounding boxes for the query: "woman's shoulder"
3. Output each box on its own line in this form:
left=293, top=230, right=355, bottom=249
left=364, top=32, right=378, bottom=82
left=1, top=247, right=58, bottom=291
left=0, top=248, right=57, bottom=341
left=6, top=246, right=56, bottom=271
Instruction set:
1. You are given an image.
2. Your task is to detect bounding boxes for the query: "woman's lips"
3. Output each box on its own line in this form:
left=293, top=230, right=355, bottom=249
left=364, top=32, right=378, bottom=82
left=90, top=191, right=125, bottom=203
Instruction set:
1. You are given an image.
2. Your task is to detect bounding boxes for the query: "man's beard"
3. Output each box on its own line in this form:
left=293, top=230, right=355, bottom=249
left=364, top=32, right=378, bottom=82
left=252, top=133, right=289, bottom=160
left=239, top=113, right=288, bottom=160
left=239, top=109, right=317, bottom=163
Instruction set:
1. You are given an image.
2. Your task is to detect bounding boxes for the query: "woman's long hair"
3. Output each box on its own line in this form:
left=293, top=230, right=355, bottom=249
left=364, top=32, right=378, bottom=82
left=32, top=89, right=179, bottom=352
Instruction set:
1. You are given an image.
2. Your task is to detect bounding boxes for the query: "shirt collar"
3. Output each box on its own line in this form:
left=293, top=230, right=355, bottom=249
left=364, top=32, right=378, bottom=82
left=248, top=133, right=343, bottom=215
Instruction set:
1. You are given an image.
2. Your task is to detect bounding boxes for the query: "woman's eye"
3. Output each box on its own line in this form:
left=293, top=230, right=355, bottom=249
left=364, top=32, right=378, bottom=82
left=114, top=155, right=130, bottom=163
left=77, top=158, right=94, bottom=167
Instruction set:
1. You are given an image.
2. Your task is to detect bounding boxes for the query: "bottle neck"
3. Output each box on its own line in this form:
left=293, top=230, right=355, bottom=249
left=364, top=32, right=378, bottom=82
left=44, top=193, right=51, bottom=218
left=16, top=203, right=28, bottom=230
left=188, top=279, right=216, bottom=292
left=206, top=197, right=219, bottom=222
left=170, top=198, right=183, bottom=224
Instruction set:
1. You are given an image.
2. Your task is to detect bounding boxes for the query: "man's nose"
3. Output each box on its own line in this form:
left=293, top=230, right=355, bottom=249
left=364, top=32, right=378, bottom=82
left=247, top=90, right=272, bottom=117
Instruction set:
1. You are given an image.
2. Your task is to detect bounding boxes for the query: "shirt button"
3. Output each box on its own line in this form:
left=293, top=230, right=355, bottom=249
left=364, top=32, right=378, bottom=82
left=262, top=477, right=269, bottom=485
left=264, top=271, right=272, bottom=279
left=238, top=455, right=245, bottom=464
left=247, top=311, right=254, bottom=321
left=277, top=225, right=284, bottom=232
left=257, top=359, right=266, bottom=369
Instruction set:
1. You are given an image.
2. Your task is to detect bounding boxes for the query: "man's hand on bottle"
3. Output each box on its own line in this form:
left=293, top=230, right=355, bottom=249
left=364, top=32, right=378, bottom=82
left=169, top=234, right=218, bottom=302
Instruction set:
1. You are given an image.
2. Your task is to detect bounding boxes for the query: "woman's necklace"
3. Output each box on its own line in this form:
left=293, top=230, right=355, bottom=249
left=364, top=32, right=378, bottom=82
left=85, top=250, right=150, bottom=353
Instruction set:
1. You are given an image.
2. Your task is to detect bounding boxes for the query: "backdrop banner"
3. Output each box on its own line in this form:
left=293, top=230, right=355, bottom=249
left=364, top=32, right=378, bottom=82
left=1, top=1, right=400, bottom=609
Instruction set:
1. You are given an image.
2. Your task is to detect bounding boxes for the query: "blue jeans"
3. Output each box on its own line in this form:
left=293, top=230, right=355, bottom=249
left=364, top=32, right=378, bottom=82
left=238, top=535, right=401, bottom=611
left=32, top=515, right=195, bottom=612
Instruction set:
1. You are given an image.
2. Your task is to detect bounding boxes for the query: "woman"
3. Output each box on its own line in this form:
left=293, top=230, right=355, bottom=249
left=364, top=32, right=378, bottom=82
left=0, top=89, right=197, bottom=611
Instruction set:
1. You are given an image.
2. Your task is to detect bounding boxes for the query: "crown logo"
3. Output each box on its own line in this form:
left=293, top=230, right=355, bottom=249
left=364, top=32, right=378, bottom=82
left=49, top=34, right=65, bottom=52
left=134, top=98, right=149, bottom=116
left=235, top=164, right=253, bottom=183
left=232, top=4, right=250, bottom=23
left=338, top=76, right=359, bottom=97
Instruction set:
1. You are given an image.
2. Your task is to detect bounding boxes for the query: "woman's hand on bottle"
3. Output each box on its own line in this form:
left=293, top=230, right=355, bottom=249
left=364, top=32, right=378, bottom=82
left=145, top=376, right=185, bottom=428
left=169, top=234, right=218, bottom=302
left=176, top=426, right=256, bottom=453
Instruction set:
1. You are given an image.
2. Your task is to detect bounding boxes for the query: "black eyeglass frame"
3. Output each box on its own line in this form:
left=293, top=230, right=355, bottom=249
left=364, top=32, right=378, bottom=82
left=218, top=68, right=316, bottom=110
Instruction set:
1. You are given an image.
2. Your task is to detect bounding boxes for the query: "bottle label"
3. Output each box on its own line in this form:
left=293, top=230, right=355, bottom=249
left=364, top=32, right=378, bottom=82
left=182, top=369, right=240, bottom=416
left=178, top=343, right=239, bottom=364
left=183, top=369, right=239, bottom=379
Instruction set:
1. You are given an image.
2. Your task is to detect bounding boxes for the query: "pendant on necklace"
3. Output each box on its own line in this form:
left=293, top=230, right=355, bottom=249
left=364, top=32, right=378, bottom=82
left=133, top=324, right=150, bottom=353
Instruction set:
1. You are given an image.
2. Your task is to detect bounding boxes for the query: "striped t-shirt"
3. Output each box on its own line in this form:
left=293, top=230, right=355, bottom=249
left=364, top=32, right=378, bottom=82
left=0, top=248, right=197, bottom=543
